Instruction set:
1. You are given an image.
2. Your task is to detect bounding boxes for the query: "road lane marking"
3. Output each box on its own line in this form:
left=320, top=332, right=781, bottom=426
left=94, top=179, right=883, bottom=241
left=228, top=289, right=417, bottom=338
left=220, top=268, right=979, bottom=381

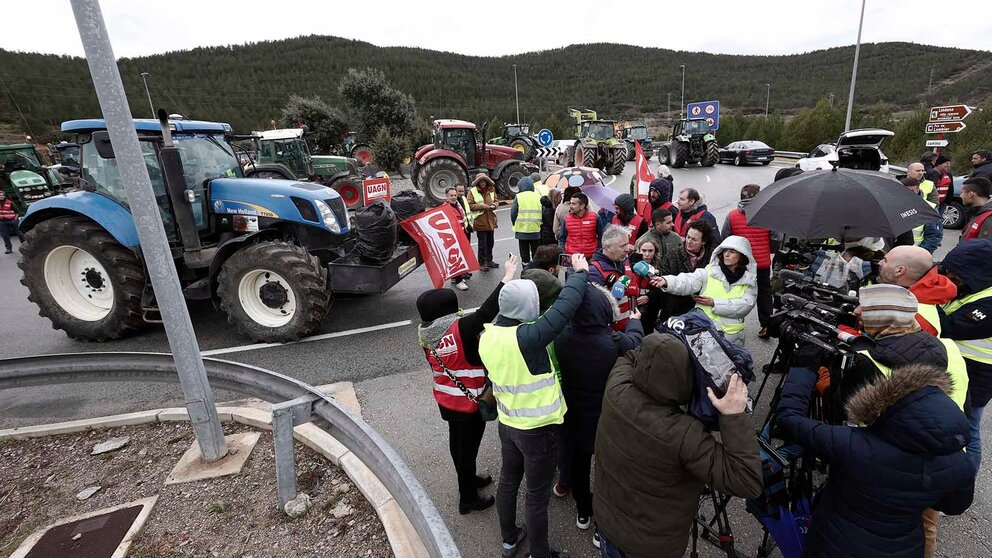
left=706, top=175, right=711, bottom=182
left=201, top=320, right=413, bottom=356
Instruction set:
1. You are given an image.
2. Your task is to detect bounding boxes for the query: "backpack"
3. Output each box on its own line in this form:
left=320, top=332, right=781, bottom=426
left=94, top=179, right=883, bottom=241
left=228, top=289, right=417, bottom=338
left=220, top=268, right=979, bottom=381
left=656, top=309, right=755, bottom=430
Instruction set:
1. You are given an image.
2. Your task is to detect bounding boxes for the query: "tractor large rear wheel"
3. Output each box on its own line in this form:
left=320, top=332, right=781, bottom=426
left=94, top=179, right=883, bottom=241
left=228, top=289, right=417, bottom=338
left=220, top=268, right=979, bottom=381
left=328, top=176, right=364, bottom=209
left=609, top=149, right=626, bottom=175
left=217, top=241, right=331, bottom=343
left=497, top=163, right=528, bottom=199
left=658, top=145, right=671, bottom=166
left=420, top=158, right=468, bottom=206
left=19, top=216, right=145, bottom=341
left=509, top=138, right=534, bottom=161
left=702, top=141, right=719, bottom=167
left=673, top=141, right=689, bottom=168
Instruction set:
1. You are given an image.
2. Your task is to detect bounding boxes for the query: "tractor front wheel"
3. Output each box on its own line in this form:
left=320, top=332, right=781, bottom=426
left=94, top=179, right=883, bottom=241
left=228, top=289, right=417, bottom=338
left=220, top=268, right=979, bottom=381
left=420, top=158, right=468, bottom=206
left=352, top=145, right=374, bottom=166
left=609, top=149, right=626, bottom=175
left=673, top=142, right=689, bottom=168
left=497, top=163, right=528, bottom=199
left=19, top=216, right=145, bottom=341
left=658, top=145, right=671, bottom=166
left=581, top=146, right=598, bottom=168
left=217, top=241, right=331, bottom=343
left=509, top=139, right=534, bottom=161
left=626, top=144, right=635, bottom=161
left=328, top=176, right=364, bottom=209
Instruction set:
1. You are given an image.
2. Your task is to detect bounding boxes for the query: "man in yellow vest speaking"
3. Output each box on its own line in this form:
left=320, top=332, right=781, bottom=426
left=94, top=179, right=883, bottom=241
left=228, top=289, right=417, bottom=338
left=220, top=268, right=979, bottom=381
left=479, top=253, right=589, bottom=558
left=512, top=177, right=544, bottom=265
left=938, top=239, right=992, bottom=472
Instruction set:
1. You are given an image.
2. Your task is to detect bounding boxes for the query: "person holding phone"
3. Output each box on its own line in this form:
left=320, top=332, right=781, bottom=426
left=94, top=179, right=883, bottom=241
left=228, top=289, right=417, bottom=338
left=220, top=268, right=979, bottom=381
left=469, top=173, right=501, bottom=270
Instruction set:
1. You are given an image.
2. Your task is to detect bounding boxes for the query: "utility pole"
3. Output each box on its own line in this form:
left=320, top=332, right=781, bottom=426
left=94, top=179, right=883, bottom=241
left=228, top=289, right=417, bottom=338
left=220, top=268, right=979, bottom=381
left=513, top=64, right=520, bottom=124
left=679, top=64, right=686, bottom=118
left=844, top=0, right=866, bottom=132
left=829, top=92, right=835, bottom=107
left=666, top=92, right=671, bottom=124
left=765, top=83, right=771, bottom=117
left=70, top=0, right=228, bottom=462
left=140, top=72, right=155, bottom=118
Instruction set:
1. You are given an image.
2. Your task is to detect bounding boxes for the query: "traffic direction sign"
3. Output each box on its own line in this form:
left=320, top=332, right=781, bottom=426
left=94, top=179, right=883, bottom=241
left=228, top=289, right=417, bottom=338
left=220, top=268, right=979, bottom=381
left=926, top=121, right=967, bottom=134
left=537, top=128, right=554, bottom=147
left=926, top=139, right=949, bottom=148
left=929, top=105, right=972, bottom=123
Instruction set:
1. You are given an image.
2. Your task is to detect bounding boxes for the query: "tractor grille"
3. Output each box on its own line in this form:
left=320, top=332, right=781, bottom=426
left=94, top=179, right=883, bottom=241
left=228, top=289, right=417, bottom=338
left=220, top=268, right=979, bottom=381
left=324, top=197, right=348, bottom=227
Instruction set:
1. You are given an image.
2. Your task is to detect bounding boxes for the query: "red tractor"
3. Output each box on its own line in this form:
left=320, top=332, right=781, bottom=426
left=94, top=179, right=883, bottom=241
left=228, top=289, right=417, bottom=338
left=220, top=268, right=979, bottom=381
left=412, top=119, right=536, bottom=205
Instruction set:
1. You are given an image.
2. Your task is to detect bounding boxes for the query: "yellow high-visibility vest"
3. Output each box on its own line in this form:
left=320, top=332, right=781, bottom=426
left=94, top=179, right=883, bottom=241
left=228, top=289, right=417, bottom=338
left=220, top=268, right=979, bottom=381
left=478, top=324, right=567, bottom=430
left=698, top=265, right=749, bottom=335
left=943, top=287, right=992, bottom=366
left=512, top=190, right=542, bottom=234
left=858, top=339, right=968, bottom=411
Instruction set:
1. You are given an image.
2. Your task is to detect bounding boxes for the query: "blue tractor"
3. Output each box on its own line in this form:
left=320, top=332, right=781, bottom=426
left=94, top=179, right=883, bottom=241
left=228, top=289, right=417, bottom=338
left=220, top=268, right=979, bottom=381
left=17, top=117, right=422, bottom=343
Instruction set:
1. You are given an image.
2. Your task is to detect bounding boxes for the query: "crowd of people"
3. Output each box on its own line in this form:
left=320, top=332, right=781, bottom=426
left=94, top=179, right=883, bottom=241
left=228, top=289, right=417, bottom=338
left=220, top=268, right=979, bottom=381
left=416, top=150, right=992, bottom=558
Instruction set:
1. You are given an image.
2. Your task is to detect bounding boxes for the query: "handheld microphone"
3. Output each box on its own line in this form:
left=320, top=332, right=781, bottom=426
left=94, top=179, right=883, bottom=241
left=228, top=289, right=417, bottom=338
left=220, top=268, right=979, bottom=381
left=611, top=275, right=631, bottom=300
left=632, top=260, right=659, bottom=279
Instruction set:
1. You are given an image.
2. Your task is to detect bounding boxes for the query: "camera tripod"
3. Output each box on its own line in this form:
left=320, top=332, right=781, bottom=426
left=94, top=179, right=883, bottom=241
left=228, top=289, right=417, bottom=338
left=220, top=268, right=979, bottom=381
left=690, top=487, right=739, bottom=558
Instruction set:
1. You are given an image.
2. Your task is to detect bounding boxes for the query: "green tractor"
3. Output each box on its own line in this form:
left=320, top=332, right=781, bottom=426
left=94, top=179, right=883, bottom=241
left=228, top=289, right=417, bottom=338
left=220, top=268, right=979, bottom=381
left=243, top=128, right=367, bottom=209
left=0, top=144, right=69, bottom=213
left=619, top=123, right=653, bottom=161
left=342, top=132, right=373, bottom=166
left=488, top=123, right=539, bottom=161
left=657, top=118, right=718, bottom=168
left=566, top=108, right=626, bottom=175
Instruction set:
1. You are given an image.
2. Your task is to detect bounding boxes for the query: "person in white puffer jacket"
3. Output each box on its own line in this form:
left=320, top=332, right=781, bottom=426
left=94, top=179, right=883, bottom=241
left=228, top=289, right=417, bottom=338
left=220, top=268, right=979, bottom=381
left=652, top=235, right=757, bottom=345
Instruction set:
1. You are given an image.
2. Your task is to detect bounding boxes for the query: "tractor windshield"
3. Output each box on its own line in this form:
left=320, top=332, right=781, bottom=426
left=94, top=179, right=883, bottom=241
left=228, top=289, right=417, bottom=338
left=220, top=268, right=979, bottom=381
left=507, top=125, right=528, bottom=136
left=175, top=134, right=244, bottom=189
left=628, top=127, right=648, bottom=140
left=683, top=120, right=710, bottom=135
left=55, top=145, right=80, bottom=167
left=0, top=148, right=43, bottom=172
left=585, top=122, right=616, bottom=140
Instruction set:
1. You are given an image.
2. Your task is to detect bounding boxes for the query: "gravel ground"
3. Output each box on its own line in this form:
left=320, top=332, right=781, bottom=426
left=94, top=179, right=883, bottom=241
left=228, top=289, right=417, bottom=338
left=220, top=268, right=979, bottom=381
left=0, top=422, right=390, bottom=558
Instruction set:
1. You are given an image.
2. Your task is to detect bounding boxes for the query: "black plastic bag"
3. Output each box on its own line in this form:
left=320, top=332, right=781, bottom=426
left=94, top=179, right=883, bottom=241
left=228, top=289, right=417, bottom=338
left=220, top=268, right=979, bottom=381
left=391, top=190, right=426, bottom=243
left=354, top=200, right=397, bottom=265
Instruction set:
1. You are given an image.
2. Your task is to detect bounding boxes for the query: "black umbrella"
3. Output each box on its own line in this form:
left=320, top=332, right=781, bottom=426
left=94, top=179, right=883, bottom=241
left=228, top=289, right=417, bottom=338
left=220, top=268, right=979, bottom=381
left=745, top=167, right=940, bottom=240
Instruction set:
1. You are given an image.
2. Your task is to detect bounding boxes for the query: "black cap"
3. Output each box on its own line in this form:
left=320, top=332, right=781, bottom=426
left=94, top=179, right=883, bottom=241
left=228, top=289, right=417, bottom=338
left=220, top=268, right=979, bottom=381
left=416, top=288, right=458, bottom=322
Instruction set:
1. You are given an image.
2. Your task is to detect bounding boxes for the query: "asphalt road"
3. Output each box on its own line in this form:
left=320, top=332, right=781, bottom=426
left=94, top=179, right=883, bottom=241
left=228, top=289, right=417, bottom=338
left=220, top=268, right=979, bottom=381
left=1, top=159, right=988, bottom=558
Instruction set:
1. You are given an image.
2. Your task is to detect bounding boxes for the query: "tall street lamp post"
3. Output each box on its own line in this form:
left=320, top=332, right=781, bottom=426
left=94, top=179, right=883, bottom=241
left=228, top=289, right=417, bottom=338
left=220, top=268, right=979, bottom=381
left=679, top=64, right=686, bottom=118
left=140, top=72, right=154, bottom=118
left=844, top=0, right=867, bottom=132
left=765, top=83, right=771, bottom=117
left=513, top=64, right=520, bottom=124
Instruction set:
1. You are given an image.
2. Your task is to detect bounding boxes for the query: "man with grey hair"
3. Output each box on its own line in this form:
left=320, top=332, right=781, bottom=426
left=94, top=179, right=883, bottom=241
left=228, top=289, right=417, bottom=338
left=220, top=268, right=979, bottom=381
left=906, top=162, right=939, bottom=205
left=588, top=224, right=640, bottom=331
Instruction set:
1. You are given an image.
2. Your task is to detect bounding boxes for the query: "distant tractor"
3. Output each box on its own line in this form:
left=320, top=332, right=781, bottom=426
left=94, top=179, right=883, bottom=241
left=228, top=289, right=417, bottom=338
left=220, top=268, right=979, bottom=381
left=657, top=118, right=718, bottom=168
left=0, top=144, right=69, bottom=213
left=18, top=116, right=422, bottom=343
left=488, top=123, right=540, bottom=161
left=49, top=141, right=81, bottom=176
left=566, top=108, right=626, bottom=175
left=342, top=132, right=374, bottom=166
left=411, top=119, right=536, bottom=205
left=244, top=128, right=367, bottom=209
left=619, top=123, right=653, bottom=161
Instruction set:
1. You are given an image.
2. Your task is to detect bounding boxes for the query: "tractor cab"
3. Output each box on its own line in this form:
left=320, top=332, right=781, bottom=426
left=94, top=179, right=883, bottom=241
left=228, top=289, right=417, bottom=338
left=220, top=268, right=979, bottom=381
left=502, top=124, right=529, bottom=141
left=253, top=128, right=314, bottom=179
left=50, top=141, right=81, bottom=175
left=434, top=121, right=483, bottom=167
left=676, top=119, right=711, bottom=137
left=578, top=120, right=618, bottom=140
left=623, top=126, right=649, bottom=141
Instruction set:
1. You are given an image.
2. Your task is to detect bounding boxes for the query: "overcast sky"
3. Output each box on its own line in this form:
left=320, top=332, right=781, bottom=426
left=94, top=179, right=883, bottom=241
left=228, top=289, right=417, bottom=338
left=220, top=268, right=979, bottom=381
left=3, top=0, right=990, bottom=58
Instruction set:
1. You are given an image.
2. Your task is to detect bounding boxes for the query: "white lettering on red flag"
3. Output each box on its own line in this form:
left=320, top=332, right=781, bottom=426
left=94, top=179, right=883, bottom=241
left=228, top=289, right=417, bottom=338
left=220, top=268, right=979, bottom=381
left=634, top=141, right=655, bottom=218
left=401, top=204, right=480, bottom=288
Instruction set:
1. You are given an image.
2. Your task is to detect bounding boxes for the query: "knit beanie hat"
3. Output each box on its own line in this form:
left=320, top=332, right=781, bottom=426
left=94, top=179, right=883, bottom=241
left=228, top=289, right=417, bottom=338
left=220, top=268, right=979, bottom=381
left=416, top=288, right=459, bottom=323
left=521, top=269, right=563, bottom=313
left=935, top=154, right=951, bottom=166
left=498, top=279, right=540, bottom=322
left=859, top=284, right=920, bottom=338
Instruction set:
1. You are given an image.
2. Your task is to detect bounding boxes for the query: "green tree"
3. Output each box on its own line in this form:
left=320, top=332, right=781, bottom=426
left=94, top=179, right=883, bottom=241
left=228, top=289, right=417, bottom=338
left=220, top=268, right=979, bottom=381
left=780, top=99, right=844, bottom=151
left=373, top=127, right=411, bottom=175
left=338, top=68, right=417, bottom=138
left=279, top=94, right=348, bottom=153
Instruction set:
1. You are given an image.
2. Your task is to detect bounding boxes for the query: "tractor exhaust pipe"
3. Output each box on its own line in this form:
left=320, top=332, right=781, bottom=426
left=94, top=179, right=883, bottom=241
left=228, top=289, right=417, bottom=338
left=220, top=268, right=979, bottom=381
left=157, top=108, right=202, bottom=256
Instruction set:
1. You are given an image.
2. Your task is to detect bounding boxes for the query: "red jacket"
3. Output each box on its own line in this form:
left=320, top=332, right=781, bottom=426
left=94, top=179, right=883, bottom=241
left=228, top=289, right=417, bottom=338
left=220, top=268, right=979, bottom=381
left=0, top=199, right=17, bottom=221
left=612, top=213, right=645, bottom=248
left=424, top=321, right=487, bottom=414
left=564, top=211, right=599, bottom=258
left=909, top=267, right=958, bottom=336
left=727, top=209, right=771, bottom=269
left=590, top=259, right=638, bottom=331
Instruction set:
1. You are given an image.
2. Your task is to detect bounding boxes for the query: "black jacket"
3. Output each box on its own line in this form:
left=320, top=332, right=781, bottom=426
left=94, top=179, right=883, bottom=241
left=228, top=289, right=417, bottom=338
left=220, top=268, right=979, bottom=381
left=778, top=365, right=975, bottom=558
left=539, top=195, right=556, bottom=245
left=939, top=238, right=992, bottom=406
left=839, top=330, right=951, bottom=408
left=555, top=284, right=643, bottom=453
left=969, top=160, right=992, bottom=181
left=658, top=244, right=713, bottom=319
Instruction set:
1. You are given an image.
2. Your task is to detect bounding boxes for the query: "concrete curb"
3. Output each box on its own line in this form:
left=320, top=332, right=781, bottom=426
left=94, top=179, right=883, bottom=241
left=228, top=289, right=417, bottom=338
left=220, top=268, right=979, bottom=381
left=0, top=405, right=429, bottom=558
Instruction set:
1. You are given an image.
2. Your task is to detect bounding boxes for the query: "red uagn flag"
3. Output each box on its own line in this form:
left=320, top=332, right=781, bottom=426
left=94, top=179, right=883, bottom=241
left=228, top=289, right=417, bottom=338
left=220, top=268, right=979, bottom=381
left=401, top=204, right=480, bottom=288
left=634, top=141, right=655, bottom=220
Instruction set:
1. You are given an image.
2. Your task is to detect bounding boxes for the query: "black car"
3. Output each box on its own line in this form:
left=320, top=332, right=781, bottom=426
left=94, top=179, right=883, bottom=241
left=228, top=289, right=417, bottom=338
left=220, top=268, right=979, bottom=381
left=718, top=140, right=775, bottom=166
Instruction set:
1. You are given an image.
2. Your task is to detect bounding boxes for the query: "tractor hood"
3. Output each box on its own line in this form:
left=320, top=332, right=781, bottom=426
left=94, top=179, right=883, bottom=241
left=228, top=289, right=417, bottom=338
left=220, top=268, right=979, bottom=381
left=487, top=144, right=524, bottom=158
left=209, top=178, right=349, bottom=233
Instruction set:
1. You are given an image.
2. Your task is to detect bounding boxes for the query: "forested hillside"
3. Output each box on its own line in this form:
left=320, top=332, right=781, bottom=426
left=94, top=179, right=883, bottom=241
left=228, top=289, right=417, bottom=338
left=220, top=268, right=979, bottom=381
left=0, top=35, right=989, bottom=143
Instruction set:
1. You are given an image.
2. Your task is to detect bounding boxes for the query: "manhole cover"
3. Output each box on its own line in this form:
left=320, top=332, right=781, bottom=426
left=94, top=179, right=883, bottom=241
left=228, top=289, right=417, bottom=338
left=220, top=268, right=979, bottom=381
left=24, top=505, right=143, bottom=558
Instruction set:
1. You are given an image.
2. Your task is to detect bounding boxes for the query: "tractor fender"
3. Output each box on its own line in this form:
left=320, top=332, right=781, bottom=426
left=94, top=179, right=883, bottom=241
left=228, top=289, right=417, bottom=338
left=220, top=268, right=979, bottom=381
left=492, top=158, right=537, bottom=180
left=244, top=163, right=296, bottom=180
left=417, top=148, right=468, bottom=169
left=20, top=190, right=140, bottom=248
left=321, top=170, right=351, bottom=185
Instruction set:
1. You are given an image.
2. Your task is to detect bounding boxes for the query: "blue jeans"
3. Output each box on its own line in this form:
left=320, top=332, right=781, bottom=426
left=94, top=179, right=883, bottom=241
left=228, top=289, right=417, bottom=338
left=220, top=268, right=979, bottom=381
left=598, top=529, right=630, bottom=558
left=966, top=405, right=986, bottom=471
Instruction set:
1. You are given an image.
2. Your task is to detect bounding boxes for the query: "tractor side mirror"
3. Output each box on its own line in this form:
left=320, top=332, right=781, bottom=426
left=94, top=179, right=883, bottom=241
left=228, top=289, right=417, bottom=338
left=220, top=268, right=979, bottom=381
left=92, top=131, right=115, bottom=159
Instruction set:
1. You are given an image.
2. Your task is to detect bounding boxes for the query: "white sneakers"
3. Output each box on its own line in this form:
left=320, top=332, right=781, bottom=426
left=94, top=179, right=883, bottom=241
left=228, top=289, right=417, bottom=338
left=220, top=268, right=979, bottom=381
left=454, top=281, right=468, bottom=291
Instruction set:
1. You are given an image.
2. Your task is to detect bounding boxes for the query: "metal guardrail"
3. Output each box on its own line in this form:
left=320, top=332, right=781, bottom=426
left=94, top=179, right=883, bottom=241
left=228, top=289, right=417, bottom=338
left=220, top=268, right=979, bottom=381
left=774, top=151, right=907, bottom=174
left=0, top=352, right=460, bottom=558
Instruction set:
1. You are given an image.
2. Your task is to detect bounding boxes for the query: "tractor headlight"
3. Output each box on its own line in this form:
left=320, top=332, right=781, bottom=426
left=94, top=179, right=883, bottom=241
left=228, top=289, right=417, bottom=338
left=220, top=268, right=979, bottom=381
left=314, top=200, right=341, bottom=233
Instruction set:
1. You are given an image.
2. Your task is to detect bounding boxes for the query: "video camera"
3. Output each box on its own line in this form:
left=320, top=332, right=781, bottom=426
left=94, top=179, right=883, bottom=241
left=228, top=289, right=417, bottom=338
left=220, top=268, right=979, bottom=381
left=771, top=269, right=867, bottom=352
